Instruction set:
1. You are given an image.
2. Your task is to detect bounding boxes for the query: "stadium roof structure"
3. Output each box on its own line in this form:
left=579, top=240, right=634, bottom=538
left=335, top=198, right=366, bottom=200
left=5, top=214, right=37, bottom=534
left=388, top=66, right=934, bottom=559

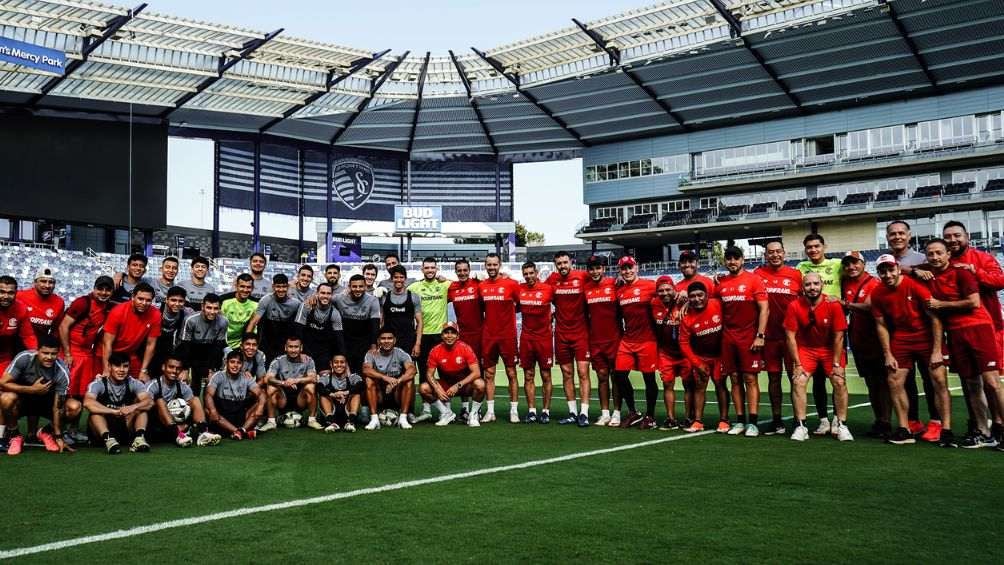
left=1, top=0, right=1003, bottom=159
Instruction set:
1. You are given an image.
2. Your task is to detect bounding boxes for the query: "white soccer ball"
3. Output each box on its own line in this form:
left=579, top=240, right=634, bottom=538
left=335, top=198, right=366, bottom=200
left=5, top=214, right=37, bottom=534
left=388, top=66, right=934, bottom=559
left=166, top=398, right=191, bottom=424
left=380, top=409, right=399, bottom=427
left=282, top=412, right=302, bottom=429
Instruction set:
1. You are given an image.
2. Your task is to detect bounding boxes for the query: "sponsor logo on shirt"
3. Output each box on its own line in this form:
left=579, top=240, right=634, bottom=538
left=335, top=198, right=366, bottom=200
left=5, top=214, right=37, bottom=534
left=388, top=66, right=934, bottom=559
left=619, top=297, right=642, bottom=306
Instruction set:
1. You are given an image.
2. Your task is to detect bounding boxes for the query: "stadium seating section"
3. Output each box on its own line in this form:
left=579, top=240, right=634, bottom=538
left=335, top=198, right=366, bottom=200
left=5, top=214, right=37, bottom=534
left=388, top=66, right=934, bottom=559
left=622, top=214, right=655, bottom=230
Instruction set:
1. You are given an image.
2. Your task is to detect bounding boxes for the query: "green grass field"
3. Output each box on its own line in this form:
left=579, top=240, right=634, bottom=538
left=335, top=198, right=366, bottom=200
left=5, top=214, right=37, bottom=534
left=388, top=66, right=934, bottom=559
left=3, top=364, right=1003, bottom=564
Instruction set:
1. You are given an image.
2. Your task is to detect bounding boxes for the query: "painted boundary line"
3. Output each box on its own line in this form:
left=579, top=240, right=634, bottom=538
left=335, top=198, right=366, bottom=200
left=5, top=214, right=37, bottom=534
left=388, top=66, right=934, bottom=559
left=0, top=397, right=885, bottom=560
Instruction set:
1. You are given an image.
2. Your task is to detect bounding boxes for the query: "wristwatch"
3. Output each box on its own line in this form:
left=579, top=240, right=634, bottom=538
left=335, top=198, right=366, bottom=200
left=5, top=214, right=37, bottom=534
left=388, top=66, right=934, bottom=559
left=755, top=332, right=765, bottom=339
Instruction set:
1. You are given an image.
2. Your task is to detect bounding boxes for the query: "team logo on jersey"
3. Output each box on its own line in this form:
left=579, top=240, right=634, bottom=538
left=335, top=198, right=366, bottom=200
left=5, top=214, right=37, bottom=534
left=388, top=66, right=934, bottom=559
left=455, top=356, right=463, bottom=364
left=332, top=158, right=375, bottom=210
left=45, top=308, right=54, bottom=318
left=633, top=288, right=640, bottom=296
left=7, top=319, right=16, bottom=328
left=498, top=288, right=504, bottom=294
left=782, top=279, right=791, bottom=287
left=738, top=285, right=746, bottom=292
left=468, top=287, right=475, bottom=294
left=604, top=287, right=611, bottom=294
left=535, top=292, right=542, bottom=298
left=572, top=279, right=580, bottom=287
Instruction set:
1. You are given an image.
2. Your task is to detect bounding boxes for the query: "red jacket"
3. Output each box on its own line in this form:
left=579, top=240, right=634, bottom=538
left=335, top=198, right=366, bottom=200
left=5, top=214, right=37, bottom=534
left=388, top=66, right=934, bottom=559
left=951, top=246, right=1004, bottom=330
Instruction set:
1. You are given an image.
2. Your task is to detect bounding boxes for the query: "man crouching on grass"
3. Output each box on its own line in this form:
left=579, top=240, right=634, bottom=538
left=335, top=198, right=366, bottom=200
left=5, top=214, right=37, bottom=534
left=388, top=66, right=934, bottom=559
left=146, top=354, right=221, bottom=448
left=318, top=354, right=364, bottom=433
left=84, top=352, right=154, bottom=454
left=206, top=350, right=265, bottom=440
left=419, top=322, right=485, bottom=427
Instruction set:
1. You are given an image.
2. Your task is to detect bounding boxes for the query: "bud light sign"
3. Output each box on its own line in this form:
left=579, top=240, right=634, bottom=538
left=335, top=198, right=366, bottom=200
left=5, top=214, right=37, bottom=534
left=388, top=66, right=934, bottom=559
left=395, top=205, right=442, bottom=233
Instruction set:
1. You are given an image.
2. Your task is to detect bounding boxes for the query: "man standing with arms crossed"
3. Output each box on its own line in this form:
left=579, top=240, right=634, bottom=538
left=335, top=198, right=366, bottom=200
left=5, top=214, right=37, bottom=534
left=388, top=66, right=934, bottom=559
left=518, top=262, right=556, bottom=424
left=796, top=234, right=842, bottom=435
left=785, top=273, right=852, bottom=442
left=715, top=246, right=768, bottom=437
left=753, top=241, right=802, bottom=435
left=584, top=256, right=621, bottom=426
left=479, top=253, right=521, bottom=423
left=545, top=251, right=592, bottom=425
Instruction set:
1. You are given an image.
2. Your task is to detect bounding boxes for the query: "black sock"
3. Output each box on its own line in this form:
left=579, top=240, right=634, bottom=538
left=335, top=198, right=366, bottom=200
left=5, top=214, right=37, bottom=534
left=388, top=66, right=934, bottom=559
left=642, top=373, right=657, bottom=417
left=797, top=419, right=806, bottom=428
left=101, top=431, right=110, bottom=441
left=749, top=413, right=758, bottom=426
left=615, top=371, right=636, bottom=412
left=348, top=413, right=357, bottom=425
left=192, top=422, right=206, bottom=436
left=134, top=429, right=145, bottom=439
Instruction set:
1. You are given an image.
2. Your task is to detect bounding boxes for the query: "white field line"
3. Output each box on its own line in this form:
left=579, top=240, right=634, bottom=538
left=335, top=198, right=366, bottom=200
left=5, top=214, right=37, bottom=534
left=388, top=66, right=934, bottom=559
left=0, top=396, right=921, bottom=560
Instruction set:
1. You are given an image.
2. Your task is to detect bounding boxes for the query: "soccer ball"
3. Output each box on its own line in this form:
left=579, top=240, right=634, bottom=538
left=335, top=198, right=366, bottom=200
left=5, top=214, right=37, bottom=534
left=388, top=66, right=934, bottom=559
left=379, top=409, right=399, bottom=427
left=282, top=412, right=303, bottom=429
left=166, top=398, right=191, bottom=424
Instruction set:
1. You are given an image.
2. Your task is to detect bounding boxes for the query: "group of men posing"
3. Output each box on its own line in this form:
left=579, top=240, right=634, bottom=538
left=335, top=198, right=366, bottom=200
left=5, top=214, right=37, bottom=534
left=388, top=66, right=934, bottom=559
left=2, top=218, right=1004, bottom=454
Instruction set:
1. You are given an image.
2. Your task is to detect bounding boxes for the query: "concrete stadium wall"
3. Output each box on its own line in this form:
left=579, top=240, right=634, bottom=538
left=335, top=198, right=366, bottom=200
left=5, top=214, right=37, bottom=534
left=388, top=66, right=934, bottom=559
left=781, top=218, right=877, bottom=256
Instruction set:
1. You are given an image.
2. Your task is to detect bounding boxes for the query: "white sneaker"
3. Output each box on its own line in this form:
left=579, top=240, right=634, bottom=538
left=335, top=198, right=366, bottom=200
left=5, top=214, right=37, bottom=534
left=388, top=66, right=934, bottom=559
left=398, top=416, right=413, bottom=430
left=468, top=413, right=481, bottom=427
left=608, top=412, right=622, bottom=427
left=830, top=416, right=840, bottom=437
left=814, top=418, right=831, bottom=435
left=197, top=431, right=221, bottom=446
left=791, top=425, right=809, bottom=442
left=509, top=411, right=520, bottom=424
left=365, top=417, right=381, bottom=431
left=413, top=411, right=433, bottom=423
left=436, top=411, right=457, bottom=427
left=744, top=423, right=760, bottom=437
left=306, top=418, right=324, bottom=430
left=175, top=433, right=193, bottom=448
left=595, top=414, right=612, bottom=426
left=727, top=422, right=746, bottom=435
left=324, top=423, right=340, bottom=433
left=481, top=411, right=496, bottom=424
left=256, top=420, right=277, bottom=432
left=836, top=423, right=854, bottom=442
left=343, top=422, right=356, bottom=433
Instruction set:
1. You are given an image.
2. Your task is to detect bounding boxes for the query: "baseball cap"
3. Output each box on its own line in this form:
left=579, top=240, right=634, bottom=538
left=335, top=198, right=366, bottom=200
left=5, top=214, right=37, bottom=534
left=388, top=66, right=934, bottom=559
left=34, top=266, right=55, bottom=280
left=441, top=321, right=459, bottom=333
left=617, top=255, right=637, bottom=268
left=656, top=275, right=674, bottom=288
left=841, top=251, right=865, bottom=264
left=94, top=275, right=115, bottom=289
left=678, top=250, right=698, bottom=262
left=876, top=254, right=897, bottom=268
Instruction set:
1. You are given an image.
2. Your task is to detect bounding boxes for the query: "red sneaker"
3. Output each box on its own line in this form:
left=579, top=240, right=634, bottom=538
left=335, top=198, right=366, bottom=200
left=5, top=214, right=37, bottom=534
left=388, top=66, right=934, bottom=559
left=908, top=420, right=926, bottom=435
left=639, top=416, right=657, bottom=430
left=37, top=430, right=59, bottom=452
left=920, top=420, right=942, bottom=442
left=244, top=429, right=257, bottom=440
left=231, top=429, right=244, bottom=441
left=7, top=435, right=24, bottom=456
left=716, top=420, right=730, bottom=433
left=620, top=411, right=644, bottom=428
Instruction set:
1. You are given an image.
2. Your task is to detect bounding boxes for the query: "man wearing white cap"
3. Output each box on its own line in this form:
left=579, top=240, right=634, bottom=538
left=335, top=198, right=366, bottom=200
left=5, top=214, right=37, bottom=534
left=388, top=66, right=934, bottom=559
left=840, top=251, right=889, bottom=438
left=17, top=267, right=65, bottom=342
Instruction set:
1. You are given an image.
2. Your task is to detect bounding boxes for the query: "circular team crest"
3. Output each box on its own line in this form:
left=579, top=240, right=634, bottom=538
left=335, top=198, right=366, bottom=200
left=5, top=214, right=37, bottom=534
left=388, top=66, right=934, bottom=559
left=332, top=158, right=375, bottom=210
left=535, top=292, right=542, bottom=298
left=45, top=308, right=54, bottom=318
left=455, top=356, right=463, bottom=364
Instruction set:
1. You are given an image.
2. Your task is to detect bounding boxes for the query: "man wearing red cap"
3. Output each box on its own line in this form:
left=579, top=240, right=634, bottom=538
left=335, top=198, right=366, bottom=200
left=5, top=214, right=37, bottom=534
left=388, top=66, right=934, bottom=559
left=518, top=262, right=556, bottom=424
left=545, top=251, right=592, bottom=426
left=584, top=255, right=622, bottom=426
left=714, top=246, right=768, bottom=436
left=652, top=276, right=687, bottom=429
left=753, top=240, right=801, bottom=435
left=17, top=267, right=65, bottom=342
left=420, top=322, right=484, bottom=427
left=613, top=256, right=659, bottom=429
left=679, top=280, right=727, bottom=432
left=840, top=250, right=889, bottom=438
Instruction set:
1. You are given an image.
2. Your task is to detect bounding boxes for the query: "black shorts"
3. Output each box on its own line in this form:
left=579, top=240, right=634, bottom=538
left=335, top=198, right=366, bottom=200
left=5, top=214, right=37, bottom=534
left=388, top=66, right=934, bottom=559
left=19, top=392, right=57, bottom=420
left=281, top=384, right=308, bottom=408
left=215, top=396, right=257, bottom=430
left=89, top=414, right=131, bottom=444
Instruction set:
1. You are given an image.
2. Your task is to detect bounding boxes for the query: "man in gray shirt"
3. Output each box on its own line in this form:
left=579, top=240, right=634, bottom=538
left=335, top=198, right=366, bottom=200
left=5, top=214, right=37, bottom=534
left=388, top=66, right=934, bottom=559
left=249, top=252, right=272, bottom=301
left=178, top=256, right=217, bottom=310
left=323, top=264, right=346, bottom=294
left=0, top=337, right=79, bottom=454
left=246, top=274, right=303, bottom=363
left=153, top=256, right=180, bottom=307
left=336, top=275, right=383, bottom=375
left=263, top=336, right=321, bottom=431
left=84, top=351, right=154, bottom=454
left=288, top=265, right=316, bottom=302
left=176, top=293, right=228, bottom=396
left=205, top=349, right=264, bottom=440
left=146, top=353, right=220, bottom=447
left=293, top=282, right=344, bottom=370
left=317, top=354, right=364, bottom=432
left=362, top=328, right=417, bottom=430
left=886, top=220, right=926, bottom=271
left=111, top=253, right=155, bottom=305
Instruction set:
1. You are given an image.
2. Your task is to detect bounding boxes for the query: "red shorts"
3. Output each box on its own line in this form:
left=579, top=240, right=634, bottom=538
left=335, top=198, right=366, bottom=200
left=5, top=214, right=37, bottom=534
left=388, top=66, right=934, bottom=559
left=691, top=355, right=724, bottom=384
left=589, top=341, right=618, bottom=373
left=658, top=351, right=691, bottom=383
left=614, top=340, right=658, bottom=373
left=555, top=332, right=590, bottom=365
left=483, top=335, right=518, bottom=368
left=797, top=347, right=843, bottom=377
left=721, top=334, right=763, bottom=376
left=948, top=325, right=1000, bottom=377
left=763, top=338, right=792, bottom=374
left=68, top=345, right=99, bottom=397
left=461, top=333, right=483, bottom=364
left=519, top=334, right=554, bottom=370
left=890, top=336, right=933, bottom=371
left=997, top=329, right=1004, bottom=371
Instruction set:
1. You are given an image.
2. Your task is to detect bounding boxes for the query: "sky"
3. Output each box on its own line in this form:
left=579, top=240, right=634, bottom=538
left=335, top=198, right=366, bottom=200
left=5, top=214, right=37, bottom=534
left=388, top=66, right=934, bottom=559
left=146, top=0, right=651, bottom=245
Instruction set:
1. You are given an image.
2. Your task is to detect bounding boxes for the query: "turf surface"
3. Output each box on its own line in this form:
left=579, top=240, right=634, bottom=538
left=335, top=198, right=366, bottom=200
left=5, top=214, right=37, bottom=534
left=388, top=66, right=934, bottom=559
left=2, top=366, right=1002, bottom=564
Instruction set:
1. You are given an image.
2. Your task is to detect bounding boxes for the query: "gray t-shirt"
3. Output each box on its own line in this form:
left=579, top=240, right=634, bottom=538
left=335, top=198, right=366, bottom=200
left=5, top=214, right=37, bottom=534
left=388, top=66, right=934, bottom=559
left=160, top=306, right=195, bottom=348
left=255, top=294, right=303, bottom=322
left=6, top=351, right=70, bottom=396
left=181, top=313, right=229, bottom=344
left=146, top=377, right=194, bottom=402
left=288, top=284, right=315, bottom=303
left=378, top=277, right=415, bottom=292
left=208, top=371, right=259, bottom=402
left=178, top=279, right=216, bottom=307
left=221, top=347, right=267, bottom=380
left=294, top=303, right=343, bottom=331
left=363, top=347, right=414, bottom=377
left=87, top=376, right=148, bottom=406
left=251, top=276, right=272, bottom=301
left=266, top=355, right=317, bottom=381
left=334, top=293, right=382, bottom=321
left=317, top=371, right=363, bottom=392
left=894, top=249, right=927, bottom=268
left=154, top=278, right=175, bottom=305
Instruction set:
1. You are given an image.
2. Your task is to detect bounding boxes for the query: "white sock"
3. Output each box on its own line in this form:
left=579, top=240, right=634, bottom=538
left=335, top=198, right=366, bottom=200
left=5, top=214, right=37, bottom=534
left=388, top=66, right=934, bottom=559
left=308, top=416, right=317, bottom=422
left=422, top=402, right=432, bottom=414
left=601, top=409, right=610, bottom=418
left=471, top=401, right=482, bottom=415
left=487, top=400, right=495, bottom=412
left=433, top=400, right=451, bottom=415
left=510, top=401, right=519, bottom=414
left=580, top=403, right=589, bottom=417
left=0, top=425, right=5, bottom=436
left=542, top=408, right=550, bottom=415
left=567, top=400, right=577, bottom=415
left=528, top=407, right=537, bottom=414
left=267, top=417, right=276, bottom=424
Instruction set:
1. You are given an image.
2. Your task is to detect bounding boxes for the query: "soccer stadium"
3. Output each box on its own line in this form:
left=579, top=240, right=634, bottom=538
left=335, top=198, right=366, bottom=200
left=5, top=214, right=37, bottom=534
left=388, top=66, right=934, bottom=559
left=1, top=0, right=1003, bottom=562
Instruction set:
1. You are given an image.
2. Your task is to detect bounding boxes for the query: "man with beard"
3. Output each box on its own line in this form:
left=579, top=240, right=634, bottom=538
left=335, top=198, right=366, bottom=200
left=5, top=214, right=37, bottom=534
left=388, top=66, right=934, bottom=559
left=17, top=267, right=64, bottom=341
left=584, top=256, right=621, bottom=426
left=246, top=274, right=302, bottom=363
left=100, top=283, right=161, bottom=380
left=478, top=253, right=521, bottom=423
left=545, top=252, right=591, bottom=425
left=334, top=275, right=382, bottom=374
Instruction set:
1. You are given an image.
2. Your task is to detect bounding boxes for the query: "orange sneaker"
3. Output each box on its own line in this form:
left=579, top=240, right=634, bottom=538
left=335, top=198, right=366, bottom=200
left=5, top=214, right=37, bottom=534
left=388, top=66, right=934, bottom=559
left=920, top=420, right=942, bottom=442
left=908, top=420, right=925, bottom=435
left=7, top=435, right=24, bottom=456
left=716, top=420, right=730, bottom=433
left=685, top=421, right=705, bottom=433
left=37, top=430, right=59, bottom=452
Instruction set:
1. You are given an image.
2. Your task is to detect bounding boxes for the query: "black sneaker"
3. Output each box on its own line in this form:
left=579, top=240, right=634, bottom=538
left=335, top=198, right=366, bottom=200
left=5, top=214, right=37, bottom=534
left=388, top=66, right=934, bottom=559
left=659, top=418, right=679, bottom=430
left=539, top=412, right=550, bottom=424
left=866, top=422, right=887, bottom=438
left=0, top=436, right=7, bottom=454
left=887, top=427, right=916, bottom=445
left=938, top=429, right=958, bottom=448
left=524, top=412, right=538, bottom=424
left=763, top=420, right=785, bottom=436
left=558, top=413, right=578, bottom=425
left=577, top=413, right=590, bottom=427
left=992, top=422, right=1004, bottom=444
left=458, top=409, right=470, bottom=424
left=960, top=432, right=995, bottom=449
